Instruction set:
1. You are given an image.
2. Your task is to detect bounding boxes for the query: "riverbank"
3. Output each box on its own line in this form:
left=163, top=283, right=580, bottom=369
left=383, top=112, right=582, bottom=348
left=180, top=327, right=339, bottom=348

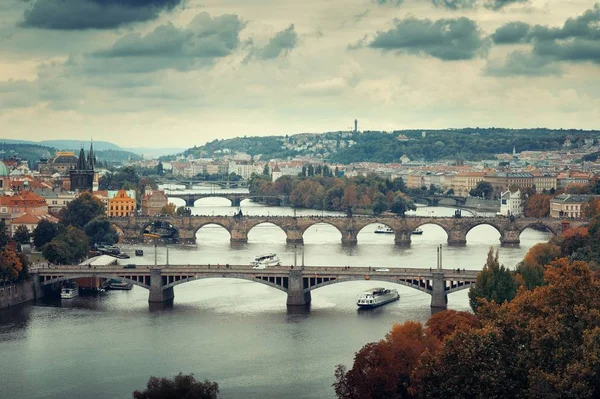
left=0, top=281, right=42, bottom=310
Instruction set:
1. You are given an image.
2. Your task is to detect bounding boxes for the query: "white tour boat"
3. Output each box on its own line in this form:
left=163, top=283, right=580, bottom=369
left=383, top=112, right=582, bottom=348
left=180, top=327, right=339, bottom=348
left=374, top=225, right=394, bottom=234
left=412, top=228, right=423, bottom=235
left=252, top=253, right=281, bottom=269
left=356, top=287, right=399, bottom=308
left=60, top=284, right=79, bottom=299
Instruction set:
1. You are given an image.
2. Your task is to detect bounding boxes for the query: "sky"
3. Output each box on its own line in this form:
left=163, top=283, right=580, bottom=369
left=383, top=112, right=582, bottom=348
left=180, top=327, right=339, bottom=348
left=0, top=0, right=599, bottom=148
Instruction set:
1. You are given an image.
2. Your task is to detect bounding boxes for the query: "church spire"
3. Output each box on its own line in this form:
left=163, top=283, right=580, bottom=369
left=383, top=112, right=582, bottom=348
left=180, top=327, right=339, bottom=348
left=77, top=146, right=87, bottom=170
left=87, top=140, right=95, bottom=170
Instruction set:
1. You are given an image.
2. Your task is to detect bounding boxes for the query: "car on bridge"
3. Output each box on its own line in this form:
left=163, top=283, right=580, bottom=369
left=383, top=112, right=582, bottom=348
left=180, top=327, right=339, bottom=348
left=375, top=268, right=389, bottom=272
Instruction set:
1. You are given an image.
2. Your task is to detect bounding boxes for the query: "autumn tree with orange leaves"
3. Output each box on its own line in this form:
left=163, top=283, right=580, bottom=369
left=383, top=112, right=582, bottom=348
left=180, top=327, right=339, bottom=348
left=523, top=193, right=551, bottom=217
left=0, top=248, right=23, bottom=282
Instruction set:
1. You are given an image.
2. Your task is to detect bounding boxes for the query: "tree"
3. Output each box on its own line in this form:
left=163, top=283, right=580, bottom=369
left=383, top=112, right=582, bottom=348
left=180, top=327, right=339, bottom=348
left=84, top=217, right=119, bottom=248
left=372, top=193, right=388, bottom=216
left=262, top=163, right=270, bottom=176
left=133, top=373, right=219, bottom=399
left=0, top=220, right=9, bottom=248
left=333, top=321, right=439, bottom=399
left=60, top=192, right=106, bottom=229
left=12, top=225, right=31, bottom=246
left=155, top=161, right=164, bottom=176
left=390, top=193, right=416, bottom=216
left=468, top=247, right=517, bottom=312
left=33, top=219, right=59, bottom=249
left=176, top=206, right=192, bottom=216
left=445, top=188, right=454, bottom=196
left=469, top=181, right=494, bottom=199
left=42, top=226, right=89, bottom=265
left=160, top=203, right=177, bottom=216
left=425, top=310, right=479, bottom=341
left=0, top=248, right=23, bottom=281
left=524, top=193, right=551, bottom=217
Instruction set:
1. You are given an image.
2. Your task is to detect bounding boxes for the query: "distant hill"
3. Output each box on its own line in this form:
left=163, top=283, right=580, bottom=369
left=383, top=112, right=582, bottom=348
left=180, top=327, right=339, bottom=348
left=40, top=140, right=121, bottom=151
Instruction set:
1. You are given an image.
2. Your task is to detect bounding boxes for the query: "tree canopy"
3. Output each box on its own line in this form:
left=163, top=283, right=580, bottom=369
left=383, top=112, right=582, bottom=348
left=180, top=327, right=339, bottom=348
left=133, top=373, right=219, bottom=399
left=59, top=192, right=106, bottom=229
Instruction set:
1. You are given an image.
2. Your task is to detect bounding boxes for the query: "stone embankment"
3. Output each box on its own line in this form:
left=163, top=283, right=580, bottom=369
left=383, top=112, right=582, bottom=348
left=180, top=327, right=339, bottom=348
left=0, top=281, right=43, bottom=310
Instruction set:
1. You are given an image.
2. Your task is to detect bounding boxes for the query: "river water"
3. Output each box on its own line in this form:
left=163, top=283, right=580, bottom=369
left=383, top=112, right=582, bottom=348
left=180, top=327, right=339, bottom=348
left=0, top=186, right=551, bottom=399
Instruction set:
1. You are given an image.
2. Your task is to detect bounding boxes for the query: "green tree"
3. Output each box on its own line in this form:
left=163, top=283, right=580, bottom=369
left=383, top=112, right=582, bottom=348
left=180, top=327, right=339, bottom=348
left=469, top=181, right=494, bottom=199
left=42, top=226, right=89, bottom=265
left=84, top=217, right=119, bottom=248
left=262, top=163, right=270, bottom=176
left=390, top=193, right=416, bottom=216
left=33, top=219, right=59, bottom=249
left=468, top=247, right=518, bottom=311
left=372, top=192, right=388, bottom=216
left=176, top=206, right=192, bottom=216
left=155, top=161, right=164, bottom=176
left=133, top=373, right=219, bottom=399
left=12, top=225, right=31, bottom=246
left=60, top=192, right=106, bottom=229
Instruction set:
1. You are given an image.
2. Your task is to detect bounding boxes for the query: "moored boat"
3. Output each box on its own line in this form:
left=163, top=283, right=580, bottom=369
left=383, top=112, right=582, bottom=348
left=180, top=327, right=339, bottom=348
left=107, top=280, right=133, bottom=290
left=357, top=287, right=399, bottom=308
left=374, top=225, right=394, bottom=234
left=60, top=283, right=79, bottom=299
left=412, top=228, right=423, bottom=235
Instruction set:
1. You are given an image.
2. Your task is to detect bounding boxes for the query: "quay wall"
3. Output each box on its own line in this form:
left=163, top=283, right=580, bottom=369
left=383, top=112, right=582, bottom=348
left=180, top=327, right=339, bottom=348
left=0, top=281, right=43, bottom=310
left=464, top=198, right=500, bottom=212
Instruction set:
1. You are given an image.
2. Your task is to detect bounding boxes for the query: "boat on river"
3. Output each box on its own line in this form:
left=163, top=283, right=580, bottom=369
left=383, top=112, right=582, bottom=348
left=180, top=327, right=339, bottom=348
left=412, top=228, right=423, bottom=235
left=356, top=287, right=399, bottom=308
left=374, top=225, right=394, bottom=234
left=251, top=253, right=281, bottom=269
left=60, top=283, right=79, bottom=299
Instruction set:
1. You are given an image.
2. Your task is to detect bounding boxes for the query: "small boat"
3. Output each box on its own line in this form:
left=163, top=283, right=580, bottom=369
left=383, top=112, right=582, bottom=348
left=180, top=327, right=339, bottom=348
left=412, top=228, right=423, bottom=235
left=135, top=250, right=144, bottom=256
left=107, top=280, right=133, bottom=290
left=60, top=283, right=79, bottom=299
left=357, top=287, right=399, bottom=308
left=374, top=225, right=394, bottom=234
left=251, top=253, right=281, bottom=269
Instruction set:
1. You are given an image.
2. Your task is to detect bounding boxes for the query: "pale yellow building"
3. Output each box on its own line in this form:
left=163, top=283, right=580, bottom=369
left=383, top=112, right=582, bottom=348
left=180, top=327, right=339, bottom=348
left=107, top=189, right=136, bottom=217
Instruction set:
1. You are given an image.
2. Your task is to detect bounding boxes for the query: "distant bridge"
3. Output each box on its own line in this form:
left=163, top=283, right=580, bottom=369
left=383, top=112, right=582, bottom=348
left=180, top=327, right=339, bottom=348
left=110, top=215, right=585, bottom=247
left=158, top=178, right=248, bottom=189
left=166, top=192, right=289, bottom=207
left=33, top=265, right=479, bottom=308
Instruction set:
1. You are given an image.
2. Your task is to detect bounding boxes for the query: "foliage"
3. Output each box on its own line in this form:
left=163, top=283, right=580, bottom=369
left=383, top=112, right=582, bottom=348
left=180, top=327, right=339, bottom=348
left=469, top=181, right=494, bottom=199
left=132, top=373, right=219, bottom=399
left=524, top=193, right=552, bottom=217
left=176, top=206, right=192, bottom=216
left=0, top=220, right=9, bottom=248
left=59, top=192, right=106, bottom=229
left=42, top=226, right=89, bottom=265
left=468, top=247, right=518, bottom=312
left=160, top=203, right=177, bottom=216
left=155, top=161, right=164, bottom=176
left=0, top=248, right=23, bottom=281
left=12, top=225, right=31, bottom=246
left=390, top=193, right=416, bottom=216
left=84, top=217, right=119, bottom=248
left=99, top=166, right=140, bottom=190
left=333, top=321, right=439, bottom=399
left=33, top=219, right=60, bottom=249
left=425, top=310, right=480, bottom=341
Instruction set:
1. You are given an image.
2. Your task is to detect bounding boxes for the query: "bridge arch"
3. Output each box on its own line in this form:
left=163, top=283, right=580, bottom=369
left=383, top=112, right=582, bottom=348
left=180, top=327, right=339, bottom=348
left=163, top=275, right=288, bottom=293
left=192, top=196, right=234, bottom=207
left=301, top=221, right=345, bottom=241
left=192, top=221, right=232, bottom=237
left=307, top=276, right=432, bottom=295
left=518, top=222, right=557, bottom=236
left=140, top=220, right=180, bottom=241
left=39, top=274, right=150, bottom=290
left=465, top=220, right=504, bottom=237
left=246, top=221, right=287, bottom=242
left=412, top=221, right=451, bottom=237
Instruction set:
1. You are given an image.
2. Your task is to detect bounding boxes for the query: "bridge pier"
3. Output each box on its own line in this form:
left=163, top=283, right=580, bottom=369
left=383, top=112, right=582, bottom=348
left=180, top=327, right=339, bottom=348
left=230, top=229, right=248, bottom=243
left=395, top=231, right=412, bottom=247
left=286, top=229, right=304, bottom=244
left=500, top=230, right=520, bottom=246
left=184, top=198, right=196, bottom=207
left=430, top=271, right=448, bottom=309
left=341, top=229, right=358, bottom=245
left=447, top=230, right=467, bottom=246
left=287, top=270, right=311, bottom=306
left=231, top=197, right=241, bottom=207
left=148, top=269, right=174, bottom=303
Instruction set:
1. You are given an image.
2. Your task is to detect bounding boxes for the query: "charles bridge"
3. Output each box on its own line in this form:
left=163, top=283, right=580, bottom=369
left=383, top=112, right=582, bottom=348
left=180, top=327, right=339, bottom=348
left=165, top=192, right=289, bottom=207
left=110, top=215, right=585, bottom=246
left=33, top=264, right=478, bottom=308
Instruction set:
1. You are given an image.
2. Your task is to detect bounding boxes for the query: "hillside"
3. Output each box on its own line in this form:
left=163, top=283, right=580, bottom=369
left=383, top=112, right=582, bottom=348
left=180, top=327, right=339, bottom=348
left=175, top=128, right=600, bottom=164
left=0, top=142, right=142, bottom=165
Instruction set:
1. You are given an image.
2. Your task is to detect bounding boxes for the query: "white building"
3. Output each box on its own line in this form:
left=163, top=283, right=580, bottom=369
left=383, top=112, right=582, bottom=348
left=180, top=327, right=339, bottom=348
left=500, top=190, right=523, bottom=217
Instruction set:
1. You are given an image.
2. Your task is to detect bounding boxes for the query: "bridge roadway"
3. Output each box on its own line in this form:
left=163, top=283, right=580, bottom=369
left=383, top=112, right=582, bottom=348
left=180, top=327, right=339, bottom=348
left=111, top=215, right=585, bottom=247
left=33, top=265, right=479, bottom=309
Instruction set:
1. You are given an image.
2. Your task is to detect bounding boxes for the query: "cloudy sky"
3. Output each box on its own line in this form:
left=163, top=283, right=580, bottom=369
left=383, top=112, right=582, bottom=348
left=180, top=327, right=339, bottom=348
left=0, top=0, right=599, bottom=148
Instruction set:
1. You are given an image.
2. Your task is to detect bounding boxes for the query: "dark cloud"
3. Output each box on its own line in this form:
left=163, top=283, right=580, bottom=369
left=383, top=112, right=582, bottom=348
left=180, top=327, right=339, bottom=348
left=484, top=0, right=528, bottom=10
left=89, top=12, right=245, bottom=72
left=364, top=17, right=488, bottom=61
left=432, top=0, right=477, bottom=10
left=491, top=21, right=531, bottom=44
left=490, top=5, right=600, bottom=75
left=21, top=0, right=182, bottom=30
left=248, top=24, right=298, bottom=61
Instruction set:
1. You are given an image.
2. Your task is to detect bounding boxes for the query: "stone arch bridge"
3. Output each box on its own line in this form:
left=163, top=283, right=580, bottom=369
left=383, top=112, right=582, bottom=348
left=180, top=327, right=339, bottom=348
left=33, top=265, right=478, bottom=308
left=110, top=215, right=584, bottom=246
left=166, top=192, right=289, bottom=207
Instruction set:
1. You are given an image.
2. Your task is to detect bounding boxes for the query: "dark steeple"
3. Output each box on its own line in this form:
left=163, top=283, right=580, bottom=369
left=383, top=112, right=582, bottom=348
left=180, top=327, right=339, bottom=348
left=77, top=146, right=87, bottom=170
left=87, top=141, right=95, bottom=170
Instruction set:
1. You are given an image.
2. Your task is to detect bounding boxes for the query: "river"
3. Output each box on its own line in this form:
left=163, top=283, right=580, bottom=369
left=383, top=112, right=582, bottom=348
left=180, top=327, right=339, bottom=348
left=0, top=187, right=551, bottom=399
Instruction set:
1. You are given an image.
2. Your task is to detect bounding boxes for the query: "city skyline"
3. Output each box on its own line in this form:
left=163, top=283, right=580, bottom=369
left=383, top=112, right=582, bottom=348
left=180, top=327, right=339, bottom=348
left=1, top=0, right=599, bottom=148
